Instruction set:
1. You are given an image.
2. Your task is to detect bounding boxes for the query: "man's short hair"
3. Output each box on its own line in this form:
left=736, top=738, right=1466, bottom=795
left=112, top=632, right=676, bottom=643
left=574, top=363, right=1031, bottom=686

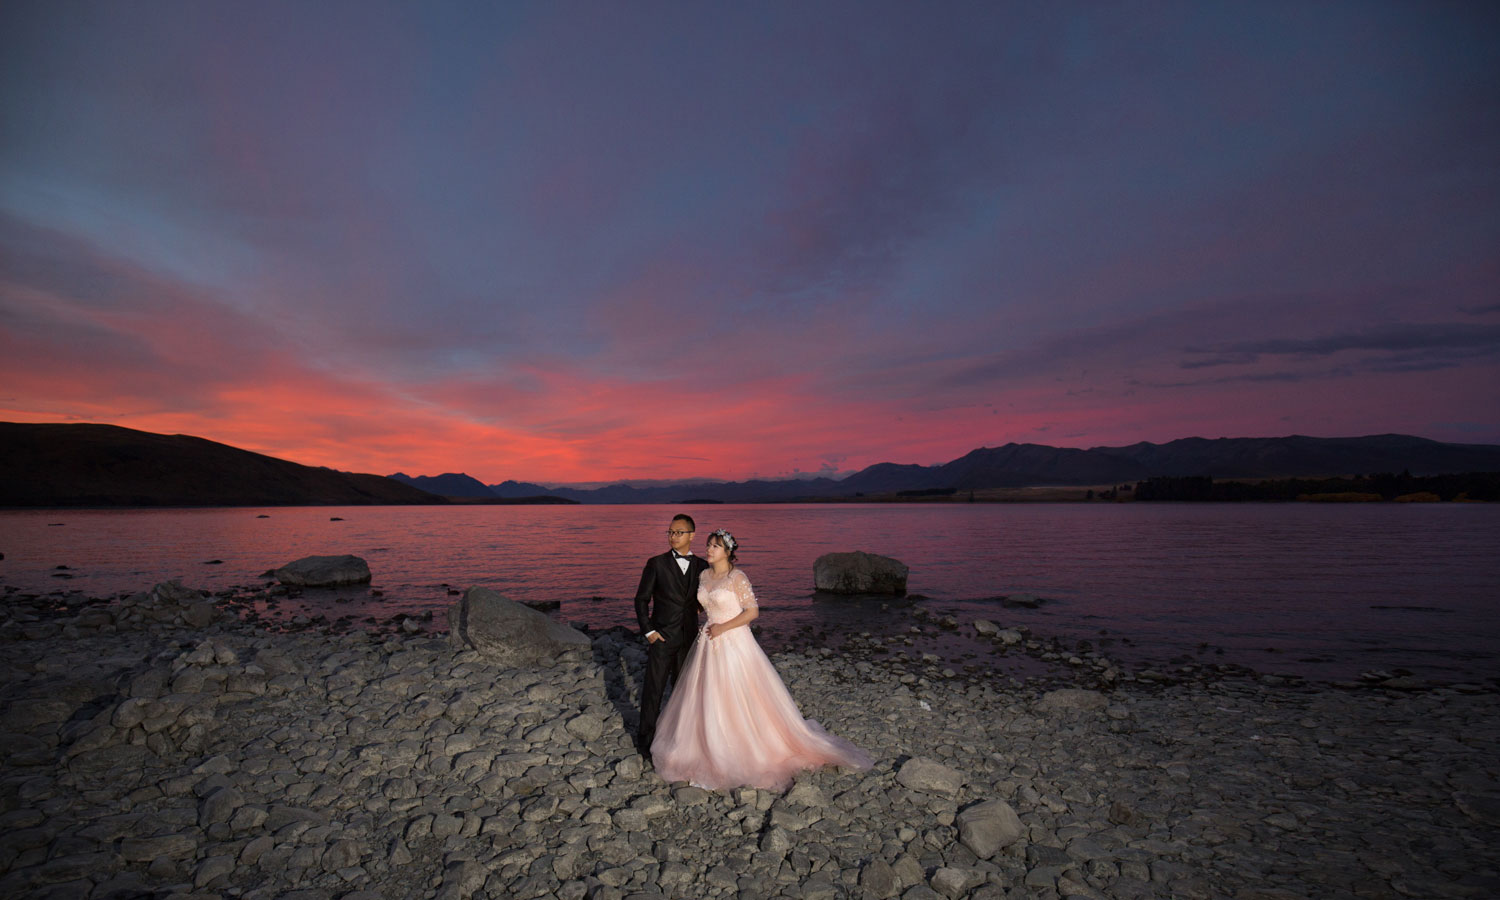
left=672, top=513, right=696, bottom=532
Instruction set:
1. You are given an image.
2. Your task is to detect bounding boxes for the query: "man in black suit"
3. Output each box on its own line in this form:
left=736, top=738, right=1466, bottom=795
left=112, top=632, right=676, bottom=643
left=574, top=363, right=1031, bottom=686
left=633, top=513, right=709, bottom=759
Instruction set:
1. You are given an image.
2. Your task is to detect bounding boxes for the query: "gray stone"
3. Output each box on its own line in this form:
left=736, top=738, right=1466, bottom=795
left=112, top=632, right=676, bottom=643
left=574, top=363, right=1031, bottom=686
left=783, top=781, right=826, bottom=807
left=229, top=805, right=268, bottom=832
left=802, top=877, right=840, bottom=900
left=240, top=835, right=273, bottom=866
left=861, top=858, right=900, bottom=898
left=431, top=813, right=463, bottom=837
left=119, top=833, right=197, bottom=861
left=387, top=838, right=412, bottom=866
left=446, top=587, right=590, bottom=665
left=1027, top=845, right=1072, bottom=867
left=813, top=551, right=909, bottom=594
left=194, top=855, right=235, bottom=888
left=1038, top=688, right=1108, bottom=712
left=443, top=859, right=488, bottom=897
left=1057, top=873, right=1107, bottom=899
left=1380, top=675, right=1426, bottom=690
left=956, top=799, right=1024, bottom=858
left=273, top=555, right=372, bottom=587
left=27, top=851, right=115, bottom=885
left=761, top=826, right=794, bottom=855
left=4, top=698, right=74, bottom=731
left=659, top=861, right=693, bottom=889
left=1025, top=864, right=1066, bottom=888
left=896, top=757, right=964, bottom=795
left=564, top=713, right=605, bottom=741
left=111, top=698, right=152, bottom=729
left=183, top=601, right=219, bottom=628
left=973, top=619, right=999, bottom=636
left=151, top=580, right=204, bottom=605
left=322, top=839, right=362, bottom=870
left=264, top=805, right=326, bottom=832
left=1107, top=800, right=1137, bottom=825
left=1455, top=793, right=1500, bottom=826
left=63, top=722, right=115, bottom=758
left=198, top=787, right=243, bottom=827
left=930, top=867, right=970, bottom=899
left=1065, top=838, right=1111, bottom=861
left=3, top=733, right=51, bottom=767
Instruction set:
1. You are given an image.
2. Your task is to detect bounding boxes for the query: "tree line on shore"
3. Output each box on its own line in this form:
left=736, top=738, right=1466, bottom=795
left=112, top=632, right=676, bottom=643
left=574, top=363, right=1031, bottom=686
left=1132, top=471, right=1500, bottom=502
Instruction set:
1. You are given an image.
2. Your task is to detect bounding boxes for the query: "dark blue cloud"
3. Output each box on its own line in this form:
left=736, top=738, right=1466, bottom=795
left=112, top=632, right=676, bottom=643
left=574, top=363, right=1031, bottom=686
left=1190, top=323, right=1500, bottom=359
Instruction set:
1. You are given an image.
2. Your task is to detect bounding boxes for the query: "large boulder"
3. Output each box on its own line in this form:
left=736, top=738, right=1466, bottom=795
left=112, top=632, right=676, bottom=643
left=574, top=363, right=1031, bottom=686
left=813, top=551, right=909, bottom=595
left=272, top=555, right=371, bottom=587
left=447, top=587, right=590, bottom=666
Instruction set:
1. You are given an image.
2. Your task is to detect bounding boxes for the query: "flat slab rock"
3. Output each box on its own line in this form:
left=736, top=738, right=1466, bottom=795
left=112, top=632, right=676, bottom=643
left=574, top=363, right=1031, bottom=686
left=446, top=586, right=590, bottom=665
left=271, top=555, right=371, bottom=587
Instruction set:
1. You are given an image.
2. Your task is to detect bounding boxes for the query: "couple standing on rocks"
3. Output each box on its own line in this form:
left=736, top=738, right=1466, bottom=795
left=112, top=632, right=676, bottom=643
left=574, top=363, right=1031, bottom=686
left=632, top=513, right=871, bottom=791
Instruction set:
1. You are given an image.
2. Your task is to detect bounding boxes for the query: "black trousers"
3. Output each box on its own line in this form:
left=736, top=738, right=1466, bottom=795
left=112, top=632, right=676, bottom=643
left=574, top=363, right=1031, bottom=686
left=638, top=636, right=692, bottom=751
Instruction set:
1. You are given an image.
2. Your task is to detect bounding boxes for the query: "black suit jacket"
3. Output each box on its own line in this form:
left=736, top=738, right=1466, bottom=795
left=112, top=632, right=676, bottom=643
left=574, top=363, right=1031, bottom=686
left=634, top=551, right=710, bottom=646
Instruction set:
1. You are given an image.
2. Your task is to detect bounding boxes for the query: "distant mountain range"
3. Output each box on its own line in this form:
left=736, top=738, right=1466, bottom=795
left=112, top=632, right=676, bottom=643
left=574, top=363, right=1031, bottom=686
left=386, top=472, right=495, bottom=498
left=0, top=423, right=443, bottom=507
left=6, top=423, right=1498, bottom=508
left=395, top=433, right=1500, bottom=504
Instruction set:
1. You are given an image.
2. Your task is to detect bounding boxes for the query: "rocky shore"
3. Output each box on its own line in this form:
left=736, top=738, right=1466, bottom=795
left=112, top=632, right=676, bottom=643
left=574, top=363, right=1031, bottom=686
left=2, top=582, right=1499, bottom=900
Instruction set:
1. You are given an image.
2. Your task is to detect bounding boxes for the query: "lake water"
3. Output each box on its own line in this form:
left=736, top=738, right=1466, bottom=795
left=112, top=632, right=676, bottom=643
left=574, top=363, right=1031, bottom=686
left=2, top=503, right=1497, bottom=684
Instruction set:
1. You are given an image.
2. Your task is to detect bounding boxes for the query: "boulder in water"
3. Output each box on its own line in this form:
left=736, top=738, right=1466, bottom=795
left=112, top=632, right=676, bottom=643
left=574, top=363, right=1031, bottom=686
left=272, top=555, right=371, bottom=587
left=813, top=551, right=908, bottom=595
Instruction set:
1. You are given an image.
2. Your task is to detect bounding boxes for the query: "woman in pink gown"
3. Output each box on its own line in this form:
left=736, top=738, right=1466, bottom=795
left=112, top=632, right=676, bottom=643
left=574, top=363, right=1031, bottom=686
left=651, top=529, right=872, bottom=791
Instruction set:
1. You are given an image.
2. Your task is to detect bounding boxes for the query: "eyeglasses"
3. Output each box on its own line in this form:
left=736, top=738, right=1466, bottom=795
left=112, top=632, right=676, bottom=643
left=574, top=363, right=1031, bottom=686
left=666, top=530, right=693, bottom=537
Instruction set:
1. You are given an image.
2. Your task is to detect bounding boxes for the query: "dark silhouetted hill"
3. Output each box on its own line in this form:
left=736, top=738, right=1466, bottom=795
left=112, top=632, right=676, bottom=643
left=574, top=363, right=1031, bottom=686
left=0, top=423, right=446, bottom=507
left=388, top=472, right=497, bottom=498
left=486, top=477, right=846, bottom=504
left=1094, top=434, right=1500, bottom=478
left=488, top=479, right=560, bottom=498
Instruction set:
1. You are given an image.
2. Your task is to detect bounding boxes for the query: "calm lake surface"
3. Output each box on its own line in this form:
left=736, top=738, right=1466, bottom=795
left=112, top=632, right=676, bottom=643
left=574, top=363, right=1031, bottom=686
left=2, top=503, right=1497, bottom=683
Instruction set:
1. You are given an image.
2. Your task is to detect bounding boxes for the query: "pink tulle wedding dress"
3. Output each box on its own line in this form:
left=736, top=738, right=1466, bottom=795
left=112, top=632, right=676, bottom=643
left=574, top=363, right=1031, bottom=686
left=650, top=567, right=872, bottom=791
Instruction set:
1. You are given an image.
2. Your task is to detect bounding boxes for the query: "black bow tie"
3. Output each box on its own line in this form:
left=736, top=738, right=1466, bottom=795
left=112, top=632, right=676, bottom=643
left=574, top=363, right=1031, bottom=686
left=672, top=551, right=692, bottom=560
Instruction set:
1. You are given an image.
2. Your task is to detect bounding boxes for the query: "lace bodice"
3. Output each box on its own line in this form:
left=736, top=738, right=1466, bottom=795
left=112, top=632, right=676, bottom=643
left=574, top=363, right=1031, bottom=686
left=698, top=568, right=758, bottom=624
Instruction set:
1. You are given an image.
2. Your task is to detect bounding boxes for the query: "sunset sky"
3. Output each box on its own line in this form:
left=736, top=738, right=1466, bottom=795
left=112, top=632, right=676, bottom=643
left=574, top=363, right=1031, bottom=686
left=2, top=2, right=1497, bottom=484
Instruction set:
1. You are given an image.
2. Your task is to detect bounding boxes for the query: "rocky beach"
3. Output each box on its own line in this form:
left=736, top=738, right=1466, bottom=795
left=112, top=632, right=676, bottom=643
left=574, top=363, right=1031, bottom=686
left=3, top=579, right=1499, bottom=900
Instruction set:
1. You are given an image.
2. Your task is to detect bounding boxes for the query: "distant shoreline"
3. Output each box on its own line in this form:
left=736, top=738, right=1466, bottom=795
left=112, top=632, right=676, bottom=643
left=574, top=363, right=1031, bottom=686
left=9, top=421, right=1500, bottom=507
left=3, top=488, right=1495, bottom=509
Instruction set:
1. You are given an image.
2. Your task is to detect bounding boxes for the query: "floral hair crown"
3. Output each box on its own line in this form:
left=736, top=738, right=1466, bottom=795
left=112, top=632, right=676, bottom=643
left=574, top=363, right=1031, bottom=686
left=709, top=528, right=737, bottom=553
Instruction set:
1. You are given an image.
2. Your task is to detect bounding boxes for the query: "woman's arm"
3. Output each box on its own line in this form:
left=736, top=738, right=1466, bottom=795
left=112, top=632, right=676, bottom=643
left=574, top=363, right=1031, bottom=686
left=707, top=604, right=757, bottom=639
